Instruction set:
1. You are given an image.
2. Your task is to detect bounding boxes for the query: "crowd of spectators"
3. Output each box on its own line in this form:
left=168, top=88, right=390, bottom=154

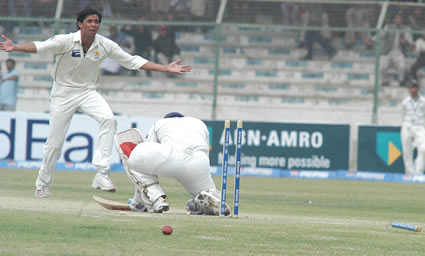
left=225, top=1, right=425, bottom=87
left=121, top=17, right=154, bottom=77
left=100, top=24, right=132, bottom=75
left=68, top=0, right=218, bottom=22
left=0, top=0, right=56, bottom=34
left=98, top=20, right=180, bottom=78
left=2, top=1, right=425, bottom=87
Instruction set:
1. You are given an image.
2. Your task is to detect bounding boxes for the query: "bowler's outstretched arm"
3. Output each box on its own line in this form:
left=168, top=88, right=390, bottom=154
left=0, top=35, right=37, bottom=53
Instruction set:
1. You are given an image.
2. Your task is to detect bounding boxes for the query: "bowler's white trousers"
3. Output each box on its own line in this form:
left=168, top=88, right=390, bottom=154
left=128, top=141, right=216, bottom=201
left=36, top=84, right=117, bottom=187
left=401, top=124, right=425, bottom=175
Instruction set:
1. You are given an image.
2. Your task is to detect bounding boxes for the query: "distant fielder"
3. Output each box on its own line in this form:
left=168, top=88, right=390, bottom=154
left=115, top=112, right=230, bottom=215
left=401, top=79, right=425, bottom=175
left=0, top=7, right=192, bottom=198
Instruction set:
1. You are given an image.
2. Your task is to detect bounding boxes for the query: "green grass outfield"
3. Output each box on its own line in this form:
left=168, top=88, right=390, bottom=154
left=0, top=168, right=424, bottom=256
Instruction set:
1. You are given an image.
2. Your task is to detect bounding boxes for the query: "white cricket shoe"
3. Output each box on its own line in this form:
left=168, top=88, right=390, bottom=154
left=195, top=189, right=230, bottom=216
left=91, top=173, right=116, bottom=192
left=35, top=185, right=50, bottom=198
left=128, top=198, right=147, bottom=212
left=149, top=195, right=169, bottom=213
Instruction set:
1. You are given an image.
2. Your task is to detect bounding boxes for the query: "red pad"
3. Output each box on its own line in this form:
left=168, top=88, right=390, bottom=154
left=120, top=142, right=137, bottom=158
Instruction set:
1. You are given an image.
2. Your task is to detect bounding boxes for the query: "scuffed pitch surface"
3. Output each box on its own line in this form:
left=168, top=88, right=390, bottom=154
left=0, top=168, right=424, bottom=256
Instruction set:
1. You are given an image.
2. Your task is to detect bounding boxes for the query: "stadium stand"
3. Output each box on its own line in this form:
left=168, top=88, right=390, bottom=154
left=1, top=1, right=424, bottom=126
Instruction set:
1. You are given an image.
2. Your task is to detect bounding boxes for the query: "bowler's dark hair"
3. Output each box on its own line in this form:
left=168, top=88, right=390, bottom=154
left=76, top=7, right=102, bottom=29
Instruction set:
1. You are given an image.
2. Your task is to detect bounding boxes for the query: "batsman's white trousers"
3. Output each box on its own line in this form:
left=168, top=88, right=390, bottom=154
left=36, top=84, right=117, bottom=187
left=128, top=142, right=216, bottom=201
left=401, top=124, right=425, bottom=175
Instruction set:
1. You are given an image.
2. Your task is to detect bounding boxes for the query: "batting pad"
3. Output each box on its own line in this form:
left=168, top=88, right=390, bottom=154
left=114, top=128, right=144, bottom=161
left=120, top=142, right=137, bottom=158
left=114, top=128, right=154, bottom=207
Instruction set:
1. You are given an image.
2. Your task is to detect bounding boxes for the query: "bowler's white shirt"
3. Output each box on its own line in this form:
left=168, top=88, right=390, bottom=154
left=34, top=30, right=148, bottom=88
left=146, top=117, right=210, bottom=154
left=401, top=95, right=425, bottom=126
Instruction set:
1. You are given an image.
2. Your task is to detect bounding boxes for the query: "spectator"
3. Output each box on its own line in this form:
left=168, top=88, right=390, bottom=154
left=121, top=17, right=154, bottom=77
left=407, top=8, right=425, bottom=41
left=150, top=0, right=170, bottom=18
left=170, top=0, right=190, bottom=21
left=109, top=25, right=131, bottom=49
left=401, top=79, right=425, bottom=175
left=164, top=13, right=178, bottom=40
left=408, top=30, right=425, bottom=81
left=280, top=3, right=307, bottom=48
left=280, top=3, right=301, bottom=26
left=100, top=25, right=131, bottom=75
left=344, top=4, right=373, bottom=49
left=0, top=58, right=19, bottom=111
left=295, top=4, right=309, bottom=48
left=371, top=14, right=412, bottom=87
left=153, top=25, right=180, bottom=77
left=190, top=0, right=207, bottom=21
left=300, top=4, right=337, bottom=60
left=188, top=0, right=208, bottom=32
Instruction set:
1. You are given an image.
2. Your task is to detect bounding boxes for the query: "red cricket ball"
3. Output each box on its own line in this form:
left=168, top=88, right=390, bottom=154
left=162, top=225, right=173, bottom=235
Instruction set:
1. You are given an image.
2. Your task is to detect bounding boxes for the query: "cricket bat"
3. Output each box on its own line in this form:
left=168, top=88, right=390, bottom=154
left=92, top=196, right=131, bottom=211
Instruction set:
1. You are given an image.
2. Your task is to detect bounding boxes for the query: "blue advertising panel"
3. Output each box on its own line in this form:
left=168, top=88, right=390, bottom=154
left=205, top=121, right=350, bottom=171
left=357, top=125, right=404, bottom=173
left=0, top=112, right=156, bottom=171
left=0, top=113, right=350, bottom=174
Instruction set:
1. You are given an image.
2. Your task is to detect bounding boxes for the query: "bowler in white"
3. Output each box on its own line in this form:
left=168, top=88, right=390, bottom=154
left=0, top=7, right=192, bottom=198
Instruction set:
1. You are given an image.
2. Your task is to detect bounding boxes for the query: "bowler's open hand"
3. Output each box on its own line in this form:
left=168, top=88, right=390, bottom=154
left=0, top=35, right=15, bottom=52
left=168, top=59, right=192, bottom=74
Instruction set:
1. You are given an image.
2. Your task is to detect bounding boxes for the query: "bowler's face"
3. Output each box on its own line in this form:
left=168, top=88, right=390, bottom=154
left=78, top=14, right=100, bottom=37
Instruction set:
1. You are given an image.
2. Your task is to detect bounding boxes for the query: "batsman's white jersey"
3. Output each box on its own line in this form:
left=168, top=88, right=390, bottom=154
left=35, top=31, right=148, bottom=187
left=401, top=95, right=425, bottom=175
left=128, top=117, right=216, bottom=201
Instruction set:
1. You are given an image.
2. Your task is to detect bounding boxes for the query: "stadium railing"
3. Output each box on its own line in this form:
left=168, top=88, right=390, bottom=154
left=1, top=0, right=425, bottom=124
